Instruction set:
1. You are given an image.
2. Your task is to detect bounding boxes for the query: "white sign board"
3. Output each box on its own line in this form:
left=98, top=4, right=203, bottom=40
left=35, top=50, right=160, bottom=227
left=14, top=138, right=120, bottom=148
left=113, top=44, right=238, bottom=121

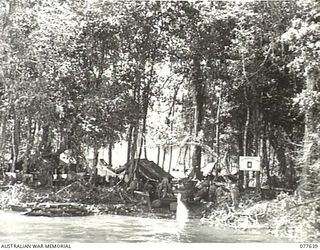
left=239, top=156, right=261, bottom=171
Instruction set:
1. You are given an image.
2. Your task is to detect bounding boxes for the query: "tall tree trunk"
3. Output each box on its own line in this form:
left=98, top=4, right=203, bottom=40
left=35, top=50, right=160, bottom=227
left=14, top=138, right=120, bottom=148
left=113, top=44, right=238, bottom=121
left=161, top=146, right=167, bottom=175
left=277, top=146, right=287, bottom=175
left=143, top=136, right=147, bottom=159
left=0, top=112, right=8, bottom=164
left=90, top=146, right=99, bottom=185
left=40, top=124, right=50, bottom=154
left=287, top=154, right=295, bottom=189
left=191, top=55, right=205, bottom=180
left=142, top=50, right=155, bottom=161
left=157, top=145, right=160, bottom=166
left=216, top=87, right=222, bottom=169
left=127, top=125, right=133, bottom=162
left=11, top=106, right=20, bottom=172
left=108, top=143, right=112, bottom=166
left=263, top=126, right=272, bottom=188
left=92, top=147, right=99, bottom=170
left=168, top=146, right=173, bottom=174
left=138, top=86, right=149, bottom=162
left=300, top=69, right=320, bottom=199
left=129, top=64, right=143, bottom=181
left=243, top=106, right=250, bottom=188
left=23, top=116, right=34, bottom=173
left=168, top=106, right=175, bottom=175
left=270, top=135, right=287, bottom=176
left=253, top=107, right=261, bottom=189
left=129, top=125, right=139, bottom=180
left=138, top=119, right=147, bottom=160
left=188, top=143, right=192, bottom=172
left=238, top=130, right=244, bottom=189
left=183, top=146, right=188, bottom=174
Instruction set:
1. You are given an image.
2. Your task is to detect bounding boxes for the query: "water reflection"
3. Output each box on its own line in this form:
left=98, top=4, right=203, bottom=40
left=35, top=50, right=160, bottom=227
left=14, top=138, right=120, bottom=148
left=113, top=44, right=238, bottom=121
left=0, top=211, right=287, bottom=243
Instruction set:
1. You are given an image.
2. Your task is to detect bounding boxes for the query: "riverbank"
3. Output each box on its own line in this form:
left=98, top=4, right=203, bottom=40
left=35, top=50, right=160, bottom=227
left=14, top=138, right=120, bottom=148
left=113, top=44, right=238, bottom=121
left=0, top=183, right=181, bottom=219
left=0, top=183, right=318, bottom=242
left=202, top=190, right=320, bottom=242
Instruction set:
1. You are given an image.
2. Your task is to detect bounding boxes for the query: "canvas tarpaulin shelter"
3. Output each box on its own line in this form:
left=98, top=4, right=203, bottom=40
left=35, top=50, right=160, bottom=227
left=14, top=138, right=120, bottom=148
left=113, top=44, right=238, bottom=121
left=116, top=159, right=173, bottom=182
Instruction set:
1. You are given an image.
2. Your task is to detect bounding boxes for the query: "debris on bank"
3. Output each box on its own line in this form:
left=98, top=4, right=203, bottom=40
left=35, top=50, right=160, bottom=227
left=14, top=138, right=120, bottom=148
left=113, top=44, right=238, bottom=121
left=0, top=183, right=176, bottom=219
left=201, top=190, right=320, bottom=242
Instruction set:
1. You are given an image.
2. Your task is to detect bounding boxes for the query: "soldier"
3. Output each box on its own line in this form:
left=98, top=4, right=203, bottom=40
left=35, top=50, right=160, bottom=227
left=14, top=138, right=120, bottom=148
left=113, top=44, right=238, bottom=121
left=157, top=177, right=172, bottom=198
left=208, top=181, right=218, bottom=206
left=143, top=180, right=153, bottom=209
left=128, top=178, right=139, bottom=195
left=227, top=180, right=240, bottom=209
left=194, top=176, right=211, bottom=202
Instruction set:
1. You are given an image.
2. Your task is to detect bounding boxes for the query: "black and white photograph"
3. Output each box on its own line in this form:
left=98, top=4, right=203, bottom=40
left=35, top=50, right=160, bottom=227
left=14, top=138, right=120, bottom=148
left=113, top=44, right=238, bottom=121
left=0, top=0, right=319, bottom=246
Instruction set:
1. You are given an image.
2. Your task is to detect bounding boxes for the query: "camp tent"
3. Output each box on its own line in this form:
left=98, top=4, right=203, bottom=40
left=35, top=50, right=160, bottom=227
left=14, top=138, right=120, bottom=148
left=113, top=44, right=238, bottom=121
left=116, top=159, right=173, bottom=182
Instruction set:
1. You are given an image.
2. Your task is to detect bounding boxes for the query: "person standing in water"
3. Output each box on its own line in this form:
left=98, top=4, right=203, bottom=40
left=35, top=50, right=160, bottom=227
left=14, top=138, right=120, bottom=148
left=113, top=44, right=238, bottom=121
left=176, top=193, right=188, bottom=228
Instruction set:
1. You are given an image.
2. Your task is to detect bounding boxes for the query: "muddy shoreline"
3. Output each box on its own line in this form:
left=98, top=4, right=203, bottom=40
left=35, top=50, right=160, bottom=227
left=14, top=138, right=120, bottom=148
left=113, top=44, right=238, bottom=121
left=0, top=184, right=204, bottom=220
left=1, top=183, right=318, bottom=242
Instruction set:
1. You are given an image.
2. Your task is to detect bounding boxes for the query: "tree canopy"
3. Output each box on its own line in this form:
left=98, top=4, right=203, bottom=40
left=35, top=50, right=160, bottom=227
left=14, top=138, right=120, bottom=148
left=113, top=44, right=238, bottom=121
left=0, top=0, right=318, bottom=193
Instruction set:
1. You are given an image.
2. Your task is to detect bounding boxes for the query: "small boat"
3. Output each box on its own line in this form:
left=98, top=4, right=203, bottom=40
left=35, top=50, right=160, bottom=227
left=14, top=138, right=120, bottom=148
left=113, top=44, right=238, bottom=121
left=10, top=203, right=37, bottom=212
left=0, top=185, right=11, bottom=191
left=21, top=203, right=92, bottom=217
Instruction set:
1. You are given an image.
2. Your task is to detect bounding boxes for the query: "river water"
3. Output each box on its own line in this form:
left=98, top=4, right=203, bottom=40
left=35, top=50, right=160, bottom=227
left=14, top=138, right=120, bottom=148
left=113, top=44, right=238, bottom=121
left=0, top=211, right=287, bottom=243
